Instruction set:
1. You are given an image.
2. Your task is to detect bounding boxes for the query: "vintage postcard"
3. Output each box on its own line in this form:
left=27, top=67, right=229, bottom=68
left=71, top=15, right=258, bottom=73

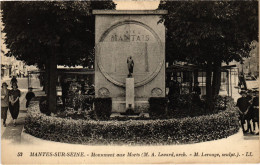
left=1, top=0, right=259, bottom=164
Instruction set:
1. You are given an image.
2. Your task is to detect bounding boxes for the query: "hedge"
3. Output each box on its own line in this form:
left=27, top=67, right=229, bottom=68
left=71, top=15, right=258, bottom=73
left=149, top=97, right=168, bottom=117
left=94, top=98, right=112, bottom=119
left=24, top=98, right=240, bottom=145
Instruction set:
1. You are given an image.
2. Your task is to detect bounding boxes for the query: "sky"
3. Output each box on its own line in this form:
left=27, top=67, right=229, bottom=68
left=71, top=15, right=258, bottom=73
left=114, top=0, right=160, bottom=10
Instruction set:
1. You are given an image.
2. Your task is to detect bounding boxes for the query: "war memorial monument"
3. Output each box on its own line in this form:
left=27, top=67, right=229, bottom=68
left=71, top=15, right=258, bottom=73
left=94, top=10, right=167, bottom=113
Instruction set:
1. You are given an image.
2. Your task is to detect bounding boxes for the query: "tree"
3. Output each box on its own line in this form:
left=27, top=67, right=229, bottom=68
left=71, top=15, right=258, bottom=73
left=1, top=1, right=115, bottom=113
left=159, top=1, right=258, bottom=111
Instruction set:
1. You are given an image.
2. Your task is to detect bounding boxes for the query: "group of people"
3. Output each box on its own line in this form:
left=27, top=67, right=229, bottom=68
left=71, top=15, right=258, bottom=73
left=1, top=81, right=21, bottom=127
left=236, top=90, right=259, bottom=135
left=1, top=77, right=35, bottom=127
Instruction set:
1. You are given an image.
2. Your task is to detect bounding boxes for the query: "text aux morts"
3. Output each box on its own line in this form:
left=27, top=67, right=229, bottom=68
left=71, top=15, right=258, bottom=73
left=30, top=152, right=85, bottom=157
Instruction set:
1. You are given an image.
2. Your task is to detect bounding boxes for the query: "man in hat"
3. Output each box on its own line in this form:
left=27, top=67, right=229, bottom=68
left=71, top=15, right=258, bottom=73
left=236, top=90, right=252, bottom=133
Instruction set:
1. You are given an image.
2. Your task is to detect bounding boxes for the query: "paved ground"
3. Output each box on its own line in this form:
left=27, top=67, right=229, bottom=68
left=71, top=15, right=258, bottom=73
left=1, top=110, right=27, bottom=144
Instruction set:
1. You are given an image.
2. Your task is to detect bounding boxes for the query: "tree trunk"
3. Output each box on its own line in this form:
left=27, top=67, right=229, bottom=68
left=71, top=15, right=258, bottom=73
left=48, top=53, right=57, bottom=114
left=194, top=69, right=198, bottom=84
left=189, top=71, right=193, bottom=93
left=215, top=65, right=221, bottom=95
left=212, top=61, right=221, bottom=97
left=206, top=60, right=213, bottom=112
left=44, top=63, right=49, bottom=94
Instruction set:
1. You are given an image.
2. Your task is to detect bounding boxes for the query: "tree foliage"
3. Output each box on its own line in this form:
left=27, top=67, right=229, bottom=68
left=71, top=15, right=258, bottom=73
left=1, top=1, right=115, bottom=113
left=1, top=1, right=115, bottom=68
left=159, top=1, right=258, bottom=111
left=159, top=1, right=258, bottom=65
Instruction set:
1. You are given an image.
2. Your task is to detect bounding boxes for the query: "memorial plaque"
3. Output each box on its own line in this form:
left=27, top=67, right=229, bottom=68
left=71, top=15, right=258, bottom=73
left=96, top=21, right=163, bottom=87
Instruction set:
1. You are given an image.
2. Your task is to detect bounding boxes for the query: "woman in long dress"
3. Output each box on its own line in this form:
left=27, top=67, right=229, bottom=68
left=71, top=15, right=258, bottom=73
left=1, top=82, right=9, bottom=127
left=9, top=83, right=21, bottom=127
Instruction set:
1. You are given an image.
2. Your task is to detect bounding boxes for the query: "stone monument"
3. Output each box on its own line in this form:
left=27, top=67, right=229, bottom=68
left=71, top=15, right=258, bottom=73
left=94, top=10, right=167, bottom=112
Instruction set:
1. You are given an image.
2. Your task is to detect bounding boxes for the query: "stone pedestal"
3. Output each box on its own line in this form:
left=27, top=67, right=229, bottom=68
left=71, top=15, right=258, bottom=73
left=126, top=78, right=134, bottom=109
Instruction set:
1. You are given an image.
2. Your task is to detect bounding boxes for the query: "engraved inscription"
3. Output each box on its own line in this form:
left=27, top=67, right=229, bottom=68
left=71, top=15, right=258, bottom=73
left=110, top=30, right=150, bottom=42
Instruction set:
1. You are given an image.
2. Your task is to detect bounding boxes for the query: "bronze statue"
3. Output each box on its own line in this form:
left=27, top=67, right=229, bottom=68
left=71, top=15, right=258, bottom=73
left=127, top=56, right=134, bottom=77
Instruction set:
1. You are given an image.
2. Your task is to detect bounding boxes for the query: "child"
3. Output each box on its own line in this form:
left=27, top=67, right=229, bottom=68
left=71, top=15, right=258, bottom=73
left=25, top=87, right=35, bottom=108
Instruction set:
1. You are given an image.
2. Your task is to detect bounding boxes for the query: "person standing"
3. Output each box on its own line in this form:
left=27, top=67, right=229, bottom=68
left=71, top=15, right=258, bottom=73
left=25, top=87, right=35, bottom=108
left=1, top=82, right=9, bottom=127
left=61, top=78, right=70, bottom=108
left=10, top=76, right=18, bottom=85
left=246, top=90, right=253, bottom=102
left=168, top=79, right=180, bottom=108
left=245, top=90, right=254, bottom=131
left=238, top=73, right=247, bottom=90
left=192, top=82, right=201, bottom=105
left=236, top=90, right=252, bottom=133
left=252, top=91, right=259, bottom=135
left=9, top=83, right=21, bottom=127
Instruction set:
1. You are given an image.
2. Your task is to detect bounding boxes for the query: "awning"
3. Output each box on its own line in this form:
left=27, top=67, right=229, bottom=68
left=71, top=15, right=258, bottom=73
left=28, top=68, right=95, bottom=75
left=166, top=64, right=236, bottom=72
